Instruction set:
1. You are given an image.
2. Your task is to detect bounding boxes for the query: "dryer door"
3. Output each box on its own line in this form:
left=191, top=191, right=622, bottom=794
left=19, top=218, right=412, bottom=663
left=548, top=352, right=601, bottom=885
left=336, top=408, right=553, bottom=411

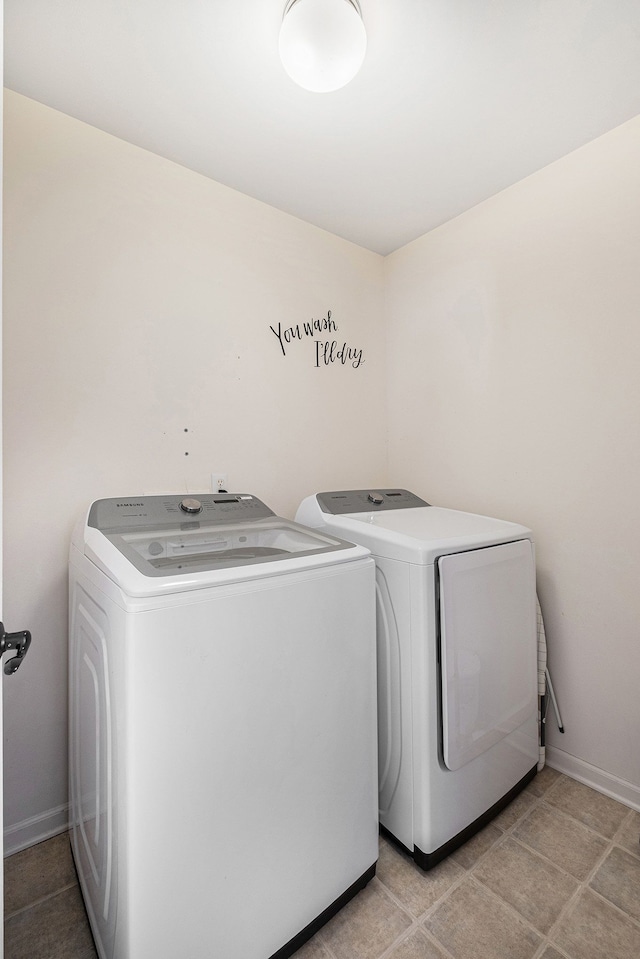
left=438, top=540, right=537, bottom=771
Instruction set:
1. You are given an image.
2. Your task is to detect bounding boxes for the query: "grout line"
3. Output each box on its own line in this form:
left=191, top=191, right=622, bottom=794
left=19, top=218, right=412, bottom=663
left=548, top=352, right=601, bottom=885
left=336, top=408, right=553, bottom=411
left=314, top=928, right=339, bottom=959
left=374, top=920, right=420, bottom=959
left=585, top=882, right=640, bottom=930
left=467, top=872, right=547, bottom=938
left=530, top=937, right=573, bottom=959
left=4, top=880, right=79, bottom=922
left=612, top=806, right=640, bottom=859
left=537, top=796, right=628, bottom=844
left=538, top=826, right=640, bottom=956
left=583, top=835, right=640, bottom=932
left=369, top=873, right=415, bottom=921
left=537, top=872, right=589, bottom=954
left=506, top=828, right=597, bottom=884
left=377, top=920, right=458, bottom=959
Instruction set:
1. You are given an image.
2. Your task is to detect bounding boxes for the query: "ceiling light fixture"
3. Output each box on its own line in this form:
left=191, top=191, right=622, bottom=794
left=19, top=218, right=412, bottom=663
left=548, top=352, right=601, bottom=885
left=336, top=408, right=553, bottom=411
left=279, top=0, right=367, bottom=93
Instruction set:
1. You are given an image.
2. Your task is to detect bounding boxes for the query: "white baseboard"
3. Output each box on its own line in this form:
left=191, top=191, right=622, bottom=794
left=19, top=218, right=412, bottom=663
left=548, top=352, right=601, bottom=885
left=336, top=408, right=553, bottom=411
left=3, top=803, right=70, bottom=858
left=546, top=745, right=640, bottom=813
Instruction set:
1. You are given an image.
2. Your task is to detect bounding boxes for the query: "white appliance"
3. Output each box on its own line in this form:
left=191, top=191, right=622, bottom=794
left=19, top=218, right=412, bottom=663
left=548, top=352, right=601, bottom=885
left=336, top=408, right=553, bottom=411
left=69, top=493, right=378, bottom=959
left=296, top=489, right=538, bottom=869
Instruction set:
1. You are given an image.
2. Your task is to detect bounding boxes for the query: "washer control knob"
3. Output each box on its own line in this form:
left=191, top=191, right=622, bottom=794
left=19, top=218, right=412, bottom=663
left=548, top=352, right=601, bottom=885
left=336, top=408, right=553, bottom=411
left=180, top=497, right=202, bottom=514
left=367, top=492, right=384, bottom=505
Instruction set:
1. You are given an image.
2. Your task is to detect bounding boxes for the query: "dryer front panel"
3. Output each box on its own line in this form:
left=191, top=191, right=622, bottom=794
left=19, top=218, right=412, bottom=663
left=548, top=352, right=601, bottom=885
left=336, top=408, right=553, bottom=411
left=438, top=540, right=537, bottom=771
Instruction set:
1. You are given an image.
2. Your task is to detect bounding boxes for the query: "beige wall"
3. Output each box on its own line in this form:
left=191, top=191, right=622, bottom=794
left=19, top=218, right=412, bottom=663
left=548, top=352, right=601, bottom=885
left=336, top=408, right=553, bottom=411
left=2, top=91, right=387, bottom=850
left=385, top=114, right=640, bottom=805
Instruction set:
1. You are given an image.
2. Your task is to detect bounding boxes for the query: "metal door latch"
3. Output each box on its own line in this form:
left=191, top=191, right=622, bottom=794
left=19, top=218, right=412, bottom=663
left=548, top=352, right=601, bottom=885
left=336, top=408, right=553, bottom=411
left=0, top=623, right=32, bottom=675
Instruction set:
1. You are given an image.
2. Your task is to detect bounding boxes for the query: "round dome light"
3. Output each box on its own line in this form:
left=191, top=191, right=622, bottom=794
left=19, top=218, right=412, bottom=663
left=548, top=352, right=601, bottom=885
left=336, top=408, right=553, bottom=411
left=279, top=0, right=367, bottom=93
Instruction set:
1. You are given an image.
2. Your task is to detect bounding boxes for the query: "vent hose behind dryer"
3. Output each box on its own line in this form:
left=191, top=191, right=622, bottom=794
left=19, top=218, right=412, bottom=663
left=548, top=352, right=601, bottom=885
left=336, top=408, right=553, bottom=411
left=537, top=594, right=565, bottom=772
left=537, top=596, right=547, bottom=771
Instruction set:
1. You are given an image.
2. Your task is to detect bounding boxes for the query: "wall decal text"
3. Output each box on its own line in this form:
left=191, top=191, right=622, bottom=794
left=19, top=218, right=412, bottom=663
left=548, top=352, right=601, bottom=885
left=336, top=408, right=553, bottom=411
left=269, top=310, right=364, bottom=369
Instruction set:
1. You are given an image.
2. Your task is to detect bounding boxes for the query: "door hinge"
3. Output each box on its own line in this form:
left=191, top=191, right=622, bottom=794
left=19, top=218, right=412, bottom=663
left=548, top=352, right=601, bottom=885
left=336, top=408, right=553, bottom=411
left=0, top=623, right=32, bottom=675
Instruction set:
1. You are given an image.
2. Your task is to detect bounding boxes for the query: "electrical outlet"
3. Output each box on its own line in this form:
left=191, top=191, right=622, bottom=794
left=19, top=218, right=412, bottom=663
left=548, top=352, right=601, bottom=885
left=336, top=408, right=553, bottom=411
left=211, top=472, right=228, bottom=492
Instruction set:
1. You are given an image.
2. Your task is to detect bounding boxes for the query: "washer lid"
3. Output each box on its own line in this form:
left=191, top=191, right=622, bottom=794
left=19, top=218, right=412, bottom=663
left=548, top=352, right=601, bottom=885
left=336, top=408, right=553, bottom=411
left=82, top=494, right=367, bottom=592
left=97, top=516, right=355, bottom=578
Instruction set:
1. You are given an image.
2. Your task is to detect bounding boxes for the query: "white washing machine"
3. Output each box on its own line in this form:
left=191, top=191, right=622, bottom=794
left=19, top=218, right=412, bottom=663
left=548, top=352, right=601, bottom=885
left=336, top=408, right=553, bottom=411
left=69, top=493, right=378, bottom=959
left=296, top=489, right=539, bottom=869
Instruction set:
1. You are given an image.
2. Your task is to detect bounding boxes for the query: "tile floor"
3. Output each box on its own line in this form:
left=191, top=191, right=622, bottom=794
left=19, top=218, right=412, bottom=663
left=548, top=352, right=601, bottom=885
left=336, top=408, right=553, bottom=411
left=4, top=768, right=640, bottom=959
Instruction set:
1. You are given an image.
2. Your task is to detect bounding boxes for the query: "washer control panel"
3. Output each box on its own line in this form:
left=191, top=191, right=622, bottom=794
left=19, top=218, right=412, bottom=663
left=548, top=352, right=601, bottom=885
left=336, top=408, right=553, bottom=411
left=88, top=494, right=275, bottom=532
left=316, top=489, right=430, bottom=514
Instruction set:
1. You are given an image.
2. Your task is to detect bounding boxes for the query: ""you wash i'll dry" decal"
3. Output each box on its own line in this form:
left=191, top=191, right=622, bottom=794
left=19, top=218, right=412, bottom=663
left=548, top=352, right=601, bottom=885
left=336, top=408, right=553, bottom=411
left=270, top=311, right=364, bottom=369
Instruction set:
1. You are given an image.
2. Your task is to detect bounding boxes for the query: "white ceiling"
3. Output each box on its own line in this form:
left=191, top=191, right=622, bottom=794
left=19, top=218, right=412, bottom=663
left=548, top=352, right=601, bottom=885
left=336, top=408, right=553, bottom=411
left=5, top=0, right=640, bottom=254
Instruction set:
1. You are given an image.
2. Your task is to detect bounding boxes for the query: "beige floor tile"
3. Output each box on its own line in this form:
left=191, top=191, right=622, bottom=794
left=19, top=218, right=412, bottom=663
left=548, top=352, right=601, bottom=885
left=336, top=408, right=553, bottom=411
left=4, top=833, right=77, bottom=916
left=545, top=777, right=630, bottom=838
left=525, top=766, right=561, bottom=798
left=377, top=837, right=464, bottom=918
left=513, top=803, right=608, bottom=880
left=295, top=936, right=335, bottom=959
left=589, top=846, right=640, bottom=922
left=450, top=823, right=502, bottom=869
left=423, top=879, right=542, bottom=959
left=387, top=927, right=450, bottom=959
left=613, top=810, right=640, bottom=858
left=539, top=948, right=565, bottom=959
left=320, top=878, right=412, bottom=959
left=4, top=884, right=97, bottom=959
left=552, top=888, right=640, bottom=959
left=493, top=789, right=537, bottom=831
left=473, top=837, right=578, bottom=934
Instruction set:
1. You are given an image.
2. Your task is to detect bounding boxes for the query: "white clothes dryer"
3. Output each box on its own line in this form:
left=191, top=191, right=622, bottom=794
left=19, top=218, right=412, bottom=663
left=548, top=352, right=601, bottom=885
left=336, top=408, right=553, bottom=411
left=296, top=489, right=538, bottom=869
left=69, top=493, right=378, bottom=959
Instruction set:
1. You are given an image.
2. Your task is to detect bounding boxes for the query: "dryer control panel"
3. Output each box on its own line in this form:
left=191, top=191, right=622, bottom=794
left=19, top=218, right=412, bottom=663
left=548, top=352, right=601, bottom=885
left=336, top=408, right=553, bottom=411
left=317, top=489, right=430, bottom=514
